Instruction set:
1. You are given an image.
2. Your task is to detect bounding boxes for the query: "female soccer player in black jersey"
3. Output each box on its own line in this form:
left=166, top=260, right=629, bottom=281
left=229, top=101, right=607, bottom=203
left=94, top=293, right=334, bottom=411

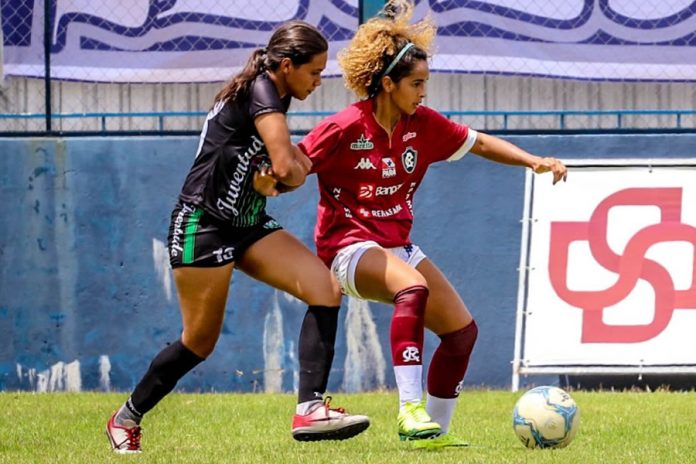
left=105, top=21, right=368, bottom=453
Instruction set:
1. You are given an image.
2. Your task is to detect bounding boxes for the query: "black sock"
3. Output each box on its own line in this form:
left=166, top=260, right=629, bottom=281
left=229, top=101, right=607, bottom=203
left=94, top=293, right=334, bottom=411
left=129, top=339, right=204, bottom=415
left=297, top=305, right=340, bottom=404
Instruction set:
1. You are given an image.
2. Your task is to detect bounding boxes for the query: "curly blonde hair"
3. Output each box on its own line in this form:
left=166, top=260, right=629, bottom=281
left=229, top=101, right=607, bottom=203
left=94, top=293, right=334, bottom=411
left=338, top=0, right=436, bottom=98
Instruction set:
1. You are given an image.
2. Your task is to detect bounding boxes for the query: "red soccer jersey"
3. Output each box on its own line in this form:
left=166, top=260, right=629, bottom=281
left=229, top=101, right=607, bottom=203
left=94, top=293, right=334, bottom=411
left=299, top=99, right=477, bottom=264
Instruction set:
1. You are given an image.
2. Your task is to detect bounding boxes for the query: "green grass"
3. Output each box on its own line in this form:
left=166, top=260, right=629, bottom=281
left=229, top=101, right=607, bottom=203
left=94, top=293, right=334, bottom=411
left=0, top=390, right=694, bottom=464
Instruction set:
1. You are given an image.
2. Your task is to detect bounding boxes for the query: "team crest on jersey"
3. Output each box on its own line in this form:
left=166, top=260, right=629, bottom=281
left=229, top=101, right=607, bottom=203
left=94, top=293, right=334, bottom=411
left=381, top=157, right=396, bottom=178
left=350, top=134, right=374, bottom=150
left=401, top=147, right=418, bottom=174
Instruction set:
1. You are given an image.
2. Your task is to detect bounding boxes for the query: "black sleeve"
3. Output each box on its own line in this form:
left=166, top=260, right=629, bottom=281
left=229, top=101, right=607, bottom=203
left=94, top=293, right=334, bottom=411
left=248, top=74, right=288, bottom=119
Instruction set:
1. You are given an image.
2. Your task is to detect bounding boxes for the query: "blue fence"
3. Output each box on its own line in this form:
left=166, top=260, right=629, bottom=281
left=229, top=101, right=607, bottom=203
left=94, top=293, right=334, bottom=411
left=1, top=109, right=694, bottom=135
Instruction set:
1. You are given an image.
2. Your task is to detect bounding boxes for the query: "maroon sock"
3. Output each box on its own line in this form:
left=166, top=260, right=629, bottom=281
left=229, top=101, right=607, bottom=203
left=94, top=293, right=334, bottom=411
left=390, top=285, right=428, bottom=366
left=427, top=321, right=478, bottom=398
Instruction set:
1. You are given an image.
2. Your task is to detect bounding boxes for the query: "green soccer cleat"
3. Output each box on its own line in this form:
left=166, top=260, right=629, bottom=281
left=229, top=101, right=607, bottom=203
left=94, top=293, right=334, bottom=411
left=397, top=401, right=441, bottom=441
left=411, top=433, right=470, bottom=450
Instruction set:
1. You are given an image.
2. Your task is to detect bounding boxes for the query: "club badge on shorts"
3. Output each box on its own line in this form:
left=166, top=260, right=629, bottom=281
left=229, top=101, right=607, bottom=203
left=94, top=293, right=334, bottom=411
left=401, top=146, right=418, bottom=174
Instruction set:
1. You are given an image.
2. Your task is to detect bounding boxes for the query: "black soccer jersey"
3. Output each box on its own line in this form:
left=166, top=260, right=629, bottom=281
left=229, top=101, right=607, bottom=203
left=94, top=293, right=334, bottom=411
left=178, top=72, right=291, bottom=227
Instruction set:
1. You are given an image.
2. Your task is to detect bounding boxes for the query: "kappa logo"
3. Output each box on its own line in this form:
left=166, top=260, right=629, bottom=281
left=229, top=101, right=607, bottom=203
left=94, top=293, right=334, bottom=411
left=401, top=147, right=418, bottom=174
left=402, top=346, right=421, bottom=363
left=332, top=187, right=342, bottom=200
left=350, top=134, right=375, bottom=150
left=354, top=157, right=377, bottom=170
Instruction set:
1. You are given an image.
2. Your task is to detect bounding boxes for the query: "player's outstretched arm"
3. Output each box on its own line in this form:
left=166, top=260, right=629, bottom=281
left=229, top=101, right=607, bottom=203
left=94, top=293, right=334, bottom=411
left=470, top=132, right=567, bottom=184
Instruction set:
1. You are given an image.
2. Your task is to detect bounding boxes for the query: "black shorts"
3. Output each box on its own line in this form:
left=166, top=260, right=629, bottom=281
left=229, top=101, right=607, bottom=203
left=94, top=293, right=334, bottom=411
left=167, top=202, right=283, bottom=268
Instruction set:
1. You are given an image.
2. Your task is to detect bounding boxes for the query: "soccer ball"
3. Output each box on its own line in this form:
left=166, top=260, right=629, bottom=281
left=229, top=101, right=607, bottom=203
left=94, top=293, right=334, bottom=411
left=512, top=386, right=580, bottom=449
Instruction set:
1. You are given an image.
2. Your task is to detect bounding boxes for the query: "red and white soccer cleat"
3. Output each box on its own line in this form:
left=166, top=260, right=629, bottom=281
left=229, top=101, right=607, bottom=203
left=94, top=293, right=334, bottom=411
left=106, top=412, right=142, bottom=453
left=291, top=396, right=370, bottom=441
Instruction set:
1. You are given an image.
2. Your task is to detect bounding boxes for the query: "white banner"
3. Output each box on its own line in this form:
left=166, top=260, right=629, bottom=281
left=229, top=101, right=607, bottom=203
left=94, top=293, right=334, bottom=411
left=1, top=0, right=358, bottom=82
left=521, top=161, right=696, bottom=368
left=426, top=0, right=696, bottom=81
left=3, top=1, right=696, bottom=82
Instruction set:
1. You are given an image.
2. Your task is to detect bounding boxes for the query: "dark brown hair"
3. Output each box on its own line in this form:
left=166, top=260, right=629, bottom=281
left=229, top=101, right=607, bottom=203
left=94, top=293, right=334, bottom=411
left=214, top=20, right=328, bottom=104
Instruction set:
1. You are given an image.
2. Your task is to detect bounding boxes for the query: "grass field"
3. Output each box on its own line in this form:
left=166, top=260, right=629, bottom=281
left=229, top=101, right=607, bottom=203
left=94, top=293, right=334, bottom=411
left=1, top=389, right=694, bottom=463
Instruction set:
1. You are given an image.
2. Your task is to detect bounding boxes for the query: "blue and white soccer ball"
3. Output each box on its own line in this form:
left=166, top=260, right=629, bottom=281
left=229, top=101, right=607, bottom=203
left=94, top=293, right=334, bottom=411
left=512, top=386, right=580, bottom=449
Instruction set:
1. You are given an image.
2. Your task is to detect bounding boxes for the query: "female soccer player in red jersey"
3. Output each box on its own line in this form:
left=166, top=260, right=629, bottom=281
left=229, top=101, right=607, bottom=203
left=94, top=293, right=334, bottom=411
left=104, top=21, right=368, bottom=454
left=296, top=0, right=567, bottom=449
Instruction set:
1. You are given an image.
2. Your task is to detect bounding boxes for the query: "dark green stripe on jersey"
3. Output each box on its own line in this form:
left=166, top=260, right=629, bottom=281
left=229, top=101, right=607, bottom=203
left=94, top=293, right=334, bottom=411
left=182, top=208, right=203, bottom=264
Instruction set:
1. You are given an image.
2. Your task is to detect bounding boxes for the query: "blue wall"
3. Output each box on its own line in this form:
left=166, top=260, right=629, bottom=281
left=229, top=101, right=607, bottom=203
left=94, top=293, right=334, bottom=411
left=0, top=134, right=693, bottom=392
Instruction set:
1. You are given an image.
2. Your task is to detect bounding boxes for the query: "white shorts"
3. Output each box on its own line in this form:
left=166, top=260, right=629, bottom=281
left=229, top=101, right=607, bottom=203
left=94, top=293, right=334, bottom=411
left=330, top=241, right=427, bottom=300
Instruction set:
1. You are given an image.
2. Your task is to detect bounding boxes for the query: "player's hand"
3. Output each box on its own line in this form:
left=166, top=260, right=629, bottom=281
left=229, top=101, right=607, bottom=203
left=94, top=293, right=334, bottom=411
left=277, top=182, right=300, bottom=194
left=533, top=157, right=567, bottom=185
left=252, top=165, right=279, bottom=197
left=293, top=145, right=313, bottom=174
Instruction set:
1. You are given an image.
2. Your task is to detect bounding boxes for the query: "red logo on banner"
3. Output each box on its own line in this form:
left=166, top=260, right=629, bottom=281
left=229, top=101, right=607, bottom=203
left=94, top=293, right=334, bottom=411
left=549, top=188, right=696, bottom=343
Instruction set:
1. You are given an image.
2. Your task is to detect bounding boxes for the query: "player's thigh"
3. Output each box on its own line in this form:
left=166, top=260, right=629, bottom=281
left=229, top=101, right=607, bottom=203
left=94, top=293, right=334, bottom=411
left=354, top=246, right=428, bottom=304
left=237, top=230, right=341, bottom=306
left=415, top=258, right=472, bottom=335
left=173, top=263, right=234, bottom=355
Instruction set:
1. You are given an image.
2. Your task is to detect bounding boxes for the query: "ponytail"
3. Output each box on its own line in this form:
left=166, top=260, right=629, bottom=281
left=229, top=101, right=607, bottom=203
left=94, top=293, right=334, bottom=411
left=212, top=21, right=327, bottom=106
left=213, top=48, right=267, bottom=104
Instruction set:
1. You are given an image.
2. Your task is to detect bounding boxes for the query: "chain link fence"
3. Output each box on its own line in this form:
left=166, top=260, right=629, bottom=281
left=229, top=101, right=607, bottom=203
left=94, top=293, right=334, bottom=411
left=1, top=0, right=695, bottom=134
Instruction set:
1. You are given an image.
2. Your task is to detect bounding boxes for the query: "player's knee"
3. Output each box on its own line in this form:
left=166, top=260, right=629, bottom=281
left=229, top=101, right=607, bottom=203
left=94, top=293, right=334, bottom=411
left=396, top=270, right=428, bottom=296
left=393, top=282, right=429, bottom=303
left=439, top=320, right=478, bottom=355
left=304, top=273, right=342, bottom=307
left=182, top=330, right=219, bottom=358
left=327, top=274, right=342, bottom=303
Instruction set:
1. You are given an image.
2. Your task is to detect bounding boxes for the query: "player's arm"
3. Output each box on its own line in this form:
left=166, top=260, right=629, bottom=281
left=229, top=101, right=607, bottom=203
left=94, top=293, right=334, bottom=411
left=470, top=132, right=567, bottom=184
left=254, top=112, right=311, bottom=187
left=251, top=147, right=309, bottom=197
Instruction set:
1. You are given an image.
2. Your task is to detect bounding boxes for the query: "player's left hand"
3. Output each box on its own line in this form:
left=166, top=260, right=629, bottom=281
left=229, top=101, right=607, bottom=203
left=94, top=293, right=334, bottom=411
left=533, top=157, right=567, bottom=185
left=252, top=165, right=280, bottom=197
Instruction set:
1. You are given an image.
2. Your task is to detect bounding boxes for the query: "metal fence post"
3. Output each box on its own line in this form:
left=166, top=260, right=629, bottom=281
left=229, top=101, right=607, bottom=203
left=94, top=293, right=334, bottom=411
left=43, top=0, right=52, bottom=132
left=359, top=0, right=385, bottom=24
